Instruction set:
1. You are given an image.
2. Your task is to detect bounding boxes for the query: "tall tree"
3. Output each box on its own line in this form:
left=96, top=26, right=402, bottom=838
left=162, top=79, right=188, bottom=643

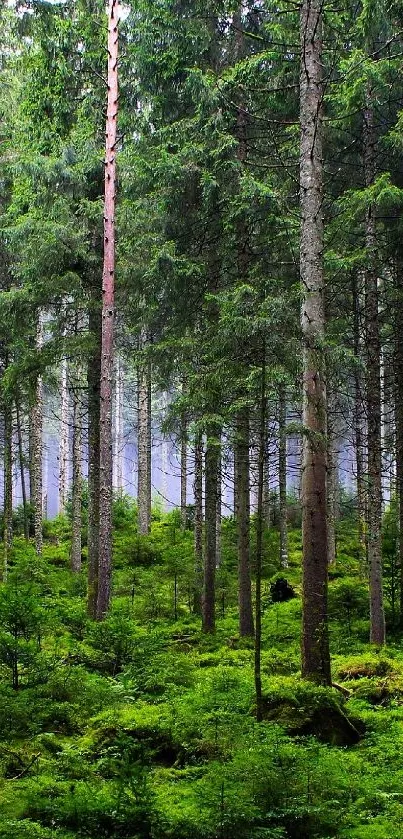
left=300, top=0, right=331, bottom=683
left=97, top=0, right=119, bottom=619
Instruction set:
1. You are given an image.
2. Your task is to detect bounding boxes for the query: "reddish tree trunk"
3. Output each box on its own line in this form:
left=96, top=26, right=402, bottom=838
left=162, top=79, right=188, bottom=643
left=97, top=0, right=119, bottom=620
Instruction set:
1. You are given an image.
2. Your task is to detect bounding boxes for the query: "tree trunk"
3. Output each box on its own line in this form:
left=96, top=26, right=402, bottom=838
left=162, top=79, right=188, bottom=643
left=31, top=318, right=43, bottom=557
left=300, top=0, right=331, bottom=684
left=180, top=410, right=187, bottom=530
left=235, top=407, right=254, bottom=637
left=96, top=0, right=119, bottom=620
left=113, top=354, right=124, bottom=494
left=87, top=302, right=101, bottom=618
left=395, top=265, right=403, bottom=626
left=3, top=400, right=13, bottom=580
left=71, top=381, right=82, bottom=573
left=255, top=347, right=266, bottom=722
left=59, top=356, right=69, bottom=515
left=263, top=430, right=271, bottom=529
left=15, top=401, right=29, bottom=542
left=352, top=274, right=367, bottom=570
left=193, top=431, right=203, bottom=614
left=203, top=425, right=219, bottom=632
left=137, top=331, right=152, bottom=535
left=327, top=386, right=338, bottom=566
left=216, top=451, right=222, bottom=569
left=364, top=91, right=385, bottom=646
left=278, top=384, right=288, bottom=568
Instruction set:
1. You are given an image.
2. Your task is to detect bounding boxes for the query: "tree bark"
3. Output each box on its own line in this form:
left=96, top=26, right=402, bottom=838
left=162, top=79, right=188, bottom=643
left=96, top=0, right=119, bottom=620
left=327, top=386, right=338, bottom=566
left=180, top=410, right=187, bottom=530
left=193, top=431, right=203, bottom=614
left=15, top=401, right=29, bottom=542
left=87, top=302, right=101, bottom=618
left=255, top=347, right=266, bottom=722
left=235, top=407, right=254, bottom=637
left=203, top=425, right=219, bottom=632
left=364, top=90, right=385, bottom=645
left=395, top=265, right=403, bottom=626
left=31, top=318, right=43, bottom=558
left=352, top=274, right=367, bottom=570
left=3, top=400, right=13, bottom=580
left=59, top=356, right=69, bottom=515
left=71, top=380, right=82, bottom=573
left=300, top=0, right=331, bottom=684
left=278, top=384, right=288, bottom=568
left=137, top=330, right=152, bottom=535
left=113, top=354, right=124, bottom=494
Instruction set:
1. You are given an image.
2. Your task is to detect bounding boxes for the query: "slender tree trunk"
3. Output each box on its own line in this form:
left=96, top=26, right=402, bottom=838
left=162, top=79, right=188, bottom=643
left=59, top=356, right=69, bottom=515
left=193, top=431, right=203, bottom=614
left=395, top=265, right=403, bottom=626
left=364, top=91, right=385, bottom=646
left=87, top=303, right=101, bottom=618
left=233, top=446, right=239, bottom=519
left=137, top=331, right=152, bottom=535
left=96, top=0, right=119, bottom=620
left=113, top=354, right=124, bottom=494
left=278, top=384, right=288, bottom=568
left=180, top=410, right=187, bottom=530
left=255, top=347, right=266, bottom=722
left=31, top=317, right=43, bottom=557
left=327, top=387, right=337, bottom=566
left=216, top=453, right=222, bottom=569
left=3, top=400, right=13, bottom=580
left=15, top=401, right=29, bottom=542
left=352, top=274, right=367, bottom=569
left=71, top=381, right=82, bottom=573
left=263, top=429, right=271, bottom=529
left=28, top=413, right=34, bottom=508
left=300, top=0, right=331, bottom=684
left=203, top=425, right=219, bottom=632
left=235, top=407, right=254, bottom=636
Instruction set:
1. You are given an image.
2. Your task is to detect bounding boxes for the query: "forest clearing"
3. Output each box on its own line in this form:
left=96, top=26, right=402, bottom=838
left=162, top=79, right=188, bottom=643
left=0, top=0, right=403, bottom=836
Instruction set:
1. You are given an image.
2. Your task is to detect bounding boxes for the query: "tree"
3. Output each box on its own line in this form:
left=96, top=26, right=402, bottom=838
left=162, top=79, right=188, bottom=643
left=97, top=0, right=119, bottom=620
left=300, top=0, right=331, bottom=684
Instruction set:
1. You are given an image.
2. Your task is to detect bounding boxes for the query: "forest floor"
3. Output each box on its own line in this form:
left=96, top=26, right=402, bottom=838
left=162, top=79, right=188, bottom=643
left=0, top=507, right=402, bottom=839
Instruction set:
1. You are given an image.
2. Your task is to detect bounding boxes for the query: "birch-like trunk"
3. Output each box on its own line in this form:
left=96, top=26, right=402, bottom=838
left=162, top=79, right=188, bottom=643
left=31, top=318, right=43, bottom=557
left=300, top=0, right=331, bottom=683
left=71, top=381, right=82, bottom=573
left=15, top=401, right=29, bottom=541
left=59, top=356, right=69, bottom=515
left=96, top=0, right=119, bottom=619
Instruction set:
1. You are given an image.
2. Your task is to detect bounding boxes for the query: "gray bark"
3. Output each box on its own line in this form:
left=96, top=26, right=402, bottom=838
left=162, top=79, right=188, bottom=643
left=278, top=385, right=288, bottom=568
left=235, top=407, right=254, bottom=637
left=300, top=0, right=331, bottom=684
left=137, top=330, right=152, bottom=535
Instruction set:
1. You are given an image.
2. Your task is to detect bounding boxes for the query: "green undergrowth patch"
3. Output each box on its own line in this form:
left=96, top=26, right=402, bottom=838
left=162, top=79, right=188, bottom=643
left=1, top=515, right=403, bottom=837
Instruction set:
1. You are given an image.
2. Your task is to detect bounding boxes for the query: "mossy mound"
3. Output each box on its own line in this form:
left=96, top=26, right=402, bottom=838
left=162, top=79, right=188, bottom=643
left=262, top=678, right=361, bottom=745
